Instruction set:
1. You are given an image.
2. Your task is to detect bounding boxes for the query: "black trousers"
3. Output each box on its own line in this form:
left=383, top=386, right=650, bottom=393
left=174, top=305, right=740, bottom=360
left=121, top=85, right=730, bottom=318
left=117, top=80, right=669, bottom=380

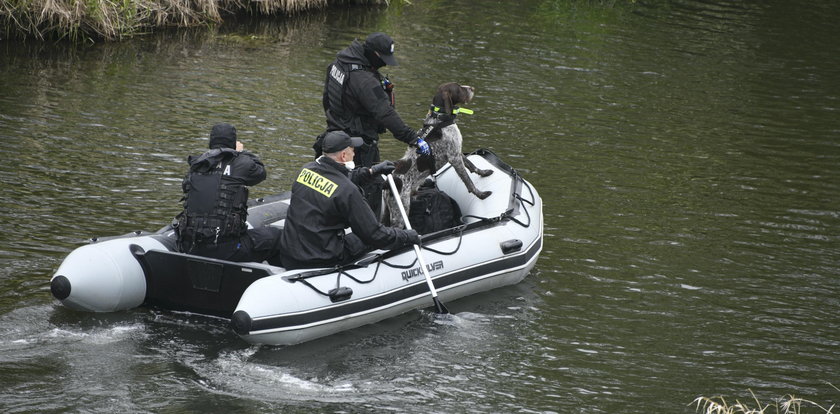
left=280, top=233, right=369, bottom=270
left=189, top=227, right=284, bottom=266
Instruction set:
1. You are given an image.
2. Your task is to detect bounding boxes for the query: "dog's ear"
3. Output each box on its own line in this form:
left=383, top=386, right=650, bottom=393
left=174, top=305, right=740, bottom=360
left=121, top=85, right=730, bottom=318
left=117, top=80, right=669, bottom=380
left=436, top=82, right=464, bottom=115
left=394, top=158, right=412, bottom=175
left=460, top=85, right=474, bottom=104
left=440, top=85, right=454, bottom=116
left=416, top=153, right=438, bottom=175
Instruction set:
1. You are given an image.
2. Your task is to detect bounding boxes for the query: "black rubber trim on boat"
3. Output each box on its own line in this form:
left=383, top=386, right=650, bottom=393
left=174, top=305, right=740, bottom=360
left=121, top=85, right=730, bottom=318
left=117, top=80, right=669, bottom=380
left=500, top=239, right=523, bottom=254
left=150, top=233, right=177, bottom=251
left=247, top=236, right=542, bottom=334
left=51, top=275, right=71, bottom=300
left=231, top=310, right=252, bottom=335
left=89, top=230, right=152, bottom=244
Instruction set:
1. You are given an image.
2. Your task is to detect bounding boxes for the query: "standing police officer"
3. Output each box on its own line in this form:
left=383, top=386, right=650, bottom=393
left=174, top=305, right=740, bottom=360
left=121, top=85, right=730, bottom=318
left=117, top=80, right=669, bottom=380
left=281, top=131, right=419, bottom=270
left=320, top=32, right=431, bottom=214
left=321, top=32, right=431, bottom=166
left=174, top=123, right=283, bottom=265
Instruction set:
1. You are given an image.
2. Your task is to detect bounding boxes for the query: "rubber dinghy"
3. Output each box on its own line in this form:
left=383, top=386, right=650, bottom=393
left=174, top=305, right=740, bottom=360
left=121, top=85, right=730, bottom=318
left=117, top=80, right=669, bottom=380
left=51, top=149, right=543, bottom=346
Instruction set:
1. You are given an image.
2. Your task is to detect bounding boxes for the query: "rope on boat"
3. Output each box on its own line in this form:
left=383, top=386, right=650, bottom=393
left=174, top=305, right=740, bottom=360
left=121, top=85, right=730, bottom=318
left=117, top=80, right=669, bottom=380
left=289, top=227, right=466, bottom=299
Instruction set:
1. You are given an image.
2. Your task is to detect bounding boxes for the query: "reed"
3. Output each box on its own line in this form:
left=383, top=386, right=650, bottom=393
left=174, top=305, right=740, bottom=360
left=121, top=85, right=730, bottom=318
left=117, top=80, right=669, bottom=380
left=692, top=385, right=838, bottom=414
left=0, top=0, right=387, bottom=41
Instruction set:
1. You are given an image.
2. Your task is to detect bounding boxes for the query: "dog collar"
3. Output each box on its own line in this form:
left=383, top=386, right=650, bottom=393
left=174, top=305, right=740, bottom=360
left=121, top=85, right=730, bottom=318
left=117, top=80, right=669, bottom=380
left=431, top=105, right=474, bottom=115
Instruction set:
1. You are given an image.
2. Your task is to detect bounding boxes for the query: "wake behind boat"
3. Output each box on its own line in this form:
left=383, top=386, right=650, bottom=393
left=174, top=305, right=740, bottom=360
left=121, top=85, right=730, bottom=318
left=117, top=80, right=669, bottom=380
left=50, top=149, right=543, bottom=345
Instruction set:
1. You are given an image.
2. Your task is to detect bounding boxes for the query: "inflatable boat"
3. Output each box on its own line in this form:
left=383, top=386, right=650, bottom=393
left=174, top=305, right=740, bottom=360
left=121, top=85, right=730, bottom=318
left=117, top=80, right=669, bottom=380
left=50, top=149, right=543, bottom=346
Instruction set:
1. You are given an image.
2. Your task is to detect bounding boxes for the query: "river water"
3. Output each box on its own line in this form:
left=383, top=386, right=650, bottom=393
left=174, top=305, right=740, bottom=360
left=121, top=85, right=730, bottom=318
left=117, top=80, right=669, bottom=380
left=1, top=1, right=838, bottom=412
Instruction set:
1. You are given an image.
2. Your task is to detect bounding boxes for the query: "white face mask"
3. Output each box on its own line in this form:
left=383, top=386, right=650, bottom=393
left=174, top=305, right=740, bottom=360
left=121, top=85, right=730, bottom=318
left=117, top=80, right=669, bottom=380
left=343, top=160, right=356, bottom=171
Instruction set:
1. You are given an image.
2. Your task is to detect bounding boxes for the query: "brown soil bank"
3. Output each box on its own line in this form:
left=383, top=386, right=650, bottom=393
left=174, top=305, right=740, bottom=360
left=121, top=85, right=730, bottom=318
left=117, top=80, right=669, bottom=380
left=0, top=0, right=386, bottom=41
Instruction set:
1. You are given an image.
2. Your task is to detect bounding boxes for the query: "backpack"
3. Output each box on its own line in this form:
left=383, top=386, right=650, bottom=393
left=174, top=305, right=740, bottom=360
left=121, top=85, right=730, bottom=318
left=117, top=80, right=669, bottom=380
left=408, top=182, right=462, bottom=234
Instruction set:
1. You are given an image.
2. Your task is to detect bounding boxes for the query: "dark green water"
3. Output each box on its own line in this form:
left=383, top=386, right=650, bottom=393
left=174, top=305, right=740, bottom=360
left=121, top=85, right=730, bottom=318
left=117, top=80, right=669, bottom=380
left=2, top=1, right=839, bottom=412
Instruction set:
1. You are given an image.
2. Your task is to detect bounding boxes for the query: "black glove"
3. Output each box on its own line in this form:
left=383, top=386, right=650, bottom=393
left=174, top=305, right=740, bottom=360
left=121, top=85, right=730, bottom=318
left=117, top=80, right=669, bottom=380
left=405, top=229, right=421, bottom=245
left=371, top=160, right=396, bottom=176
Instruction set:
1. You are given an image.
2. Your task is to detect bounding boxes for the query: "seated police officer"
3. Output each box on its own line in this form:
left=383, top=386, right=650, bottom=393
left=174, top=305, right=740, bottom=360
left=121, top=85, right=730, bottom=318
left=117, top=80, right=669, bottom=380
left=280, top=131, right=420, bottom=270
left=174, top=123, right=283, bottom=265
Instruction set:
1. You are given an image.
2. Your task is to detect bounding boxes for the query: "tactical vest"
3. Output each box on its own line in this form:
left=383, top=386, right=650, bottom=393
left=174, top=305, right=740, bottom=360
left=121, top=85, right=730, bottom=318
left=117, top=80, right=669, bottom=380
left=325, top=62, right=370, bottom=124
left=175, top=156, right=248, bottom=252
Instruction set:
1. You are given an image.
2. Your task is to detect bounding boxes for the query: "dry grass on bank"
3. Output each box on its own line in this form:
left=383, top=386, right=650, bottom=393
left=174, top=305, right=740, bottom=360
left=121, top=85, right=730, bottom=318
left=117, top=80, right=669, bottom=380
left=693, top=385, right=838, bottom=414
left=0, top=0, right=386, bottom=41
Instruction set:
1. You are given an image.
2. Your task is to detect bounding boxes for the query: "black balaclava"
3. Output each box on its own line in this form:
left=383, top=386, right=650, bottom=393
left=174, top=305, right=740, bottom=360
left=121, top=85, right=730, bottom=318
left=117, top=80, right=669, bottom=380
left=209, top=123, right=236, bottom=149
left=363, top=45, right=387, bottom=70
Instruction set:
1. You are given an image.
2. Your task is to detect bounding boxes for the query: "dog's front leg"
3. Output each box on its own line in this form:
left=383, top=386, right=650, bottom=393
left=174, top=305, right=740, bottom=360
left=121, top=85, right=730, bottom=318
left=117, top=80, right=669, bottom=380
left=464, top=156, right=494, bottom=177
left=451, top=156, right=492, bottom=200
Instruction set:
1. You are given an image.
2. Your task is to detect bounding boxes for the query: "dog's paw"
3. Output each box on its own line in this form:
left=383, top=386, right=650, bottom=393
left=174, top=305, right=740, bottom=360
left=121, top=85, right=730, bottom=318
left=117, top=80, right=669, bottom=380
left=477, top=169, right=494, bottom=177
left=476, top=190, right=492, bottom=200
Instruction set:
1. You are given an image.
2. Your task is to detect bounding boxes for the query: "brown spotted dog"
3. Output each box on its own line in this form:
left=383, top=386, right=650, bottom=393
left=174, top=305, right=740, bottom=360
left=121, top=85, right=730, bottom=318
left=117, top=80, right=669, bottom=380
left=389, top=82, right=493, bottom=228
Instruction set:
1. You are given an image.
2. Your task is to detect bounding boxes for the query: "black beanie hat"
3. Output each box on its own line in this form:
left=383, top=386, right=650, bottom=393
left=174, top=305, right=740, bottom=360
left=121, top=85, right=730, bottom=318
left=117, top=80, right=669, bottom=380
left=209, top=123, right=237, bottom=149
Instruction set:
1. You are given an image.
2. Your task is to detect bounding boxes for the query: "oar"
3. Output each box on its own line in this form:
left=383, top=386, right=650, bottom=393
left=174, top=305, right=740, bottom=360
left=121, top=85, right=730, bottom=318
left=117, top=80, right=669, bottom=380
left=384, top=174, right=449, bottom=314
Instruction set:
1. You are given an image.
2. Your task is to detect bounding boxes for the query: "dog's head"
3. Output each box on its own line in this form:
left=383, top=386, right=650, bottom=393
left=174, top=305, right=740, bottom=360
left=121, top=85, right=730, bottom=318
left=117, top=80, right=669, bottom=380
left=433, top=83, right=475, bottom=116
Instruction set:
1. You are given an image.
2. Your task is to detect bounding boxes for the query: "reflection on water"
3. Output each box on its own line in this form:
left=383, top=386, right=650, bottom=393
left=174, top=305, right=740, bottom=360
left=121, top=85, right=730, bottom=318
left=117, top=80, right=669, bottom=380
left=2, top=0, right=839, bottom=412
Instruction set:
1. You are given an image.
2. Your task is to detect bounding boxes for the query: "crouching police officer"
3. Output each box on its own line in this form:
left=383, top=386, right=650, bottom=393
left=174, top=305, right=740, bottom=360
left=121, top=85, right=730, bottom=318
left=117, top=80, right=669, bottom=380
left=280, top=131, right=420, bottom=270
left=174, top=123, right=283, bottom=265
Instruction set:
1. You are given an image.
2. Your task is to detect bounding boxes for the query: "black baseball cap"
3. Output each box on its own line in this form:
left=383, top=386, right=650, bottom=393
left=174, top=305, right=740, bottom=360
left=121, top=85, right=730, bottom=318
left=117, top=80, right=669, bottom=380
left=364, top=32, right=398, bottom=66
left=322, top=131, right=364, bottom=153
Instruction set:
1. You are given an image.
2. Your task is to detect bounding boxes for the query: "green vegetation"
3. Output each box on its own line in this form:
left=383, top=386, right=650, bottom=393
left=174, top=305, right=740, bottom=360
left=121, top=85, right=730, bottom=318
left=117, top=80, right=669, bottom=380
left=0, top=0, right=387, bottom=42
left=693, top=385, right=838, bottom=414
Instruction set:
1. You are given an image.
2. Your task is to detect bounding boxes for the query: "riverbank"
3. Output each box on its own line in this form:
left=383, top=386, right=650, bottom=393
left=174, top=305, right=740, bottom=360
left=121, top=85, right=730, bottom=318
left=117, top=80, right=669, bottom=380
left=0, top=0, right=386, bottom=42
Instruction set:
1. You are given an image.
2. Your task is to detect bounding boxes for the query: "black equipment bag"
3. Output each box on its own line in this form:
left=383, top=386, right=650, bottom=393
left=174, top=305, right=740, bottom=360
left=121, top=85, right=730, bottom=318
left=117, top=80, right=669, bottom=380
left=408, top=181, right=462, bottom=234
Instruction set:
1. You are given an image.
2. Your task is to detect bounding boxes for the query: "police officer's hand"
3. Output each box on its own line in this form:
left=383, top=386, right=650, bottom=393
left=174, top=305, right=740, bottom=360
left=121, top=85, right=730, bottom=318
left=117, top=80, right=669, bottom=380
left=370, top=160, right=396, bottom=176
left=405, top=229, right=421, bottom=245
left=414, top=138, right=431, bottom=155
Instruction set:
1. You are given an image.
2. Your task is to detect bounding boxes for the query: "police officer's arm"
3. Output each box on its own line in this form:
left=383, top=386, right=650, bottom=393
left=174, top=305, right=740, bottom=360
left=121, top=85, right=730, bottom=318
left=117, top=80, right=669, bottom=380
left=236, top=152, right=267, bottom=186
left=181, top=172, right=190, bottom=194
left=322, top=68, right=332, bottom=112
left=347, top=161, right=394, bottom=186
left=351, top=74, right=417, bottom=145
left=347, top=167, right=370, bottom=186
left=341, top=189, right=413, bottom=249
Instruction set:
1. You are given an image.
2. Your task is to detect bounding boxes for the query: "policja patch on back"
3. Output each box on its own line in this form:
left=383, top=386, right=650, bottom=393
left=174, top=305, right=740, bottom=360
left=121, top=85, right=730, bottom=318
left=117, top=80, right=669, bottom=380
left=297, top=168, right=338, bottom=198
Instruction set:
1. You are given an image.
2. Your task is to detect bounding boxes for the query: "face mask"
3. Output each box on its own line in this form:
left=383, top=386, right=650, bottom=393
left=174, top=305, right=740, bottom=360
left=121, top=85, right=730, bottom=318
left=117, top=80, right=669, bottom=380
left=343, top=160, right=356, bottom=171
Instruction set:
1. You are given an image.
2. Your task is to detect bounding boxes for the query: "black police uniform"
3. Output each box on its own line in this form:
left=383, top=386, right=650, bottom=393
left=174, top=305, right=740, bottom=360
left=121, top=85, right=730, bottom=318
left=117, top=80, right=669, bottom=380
left=322, top=39, right=417, bottom=167
left=279, top=156, right=416, bottom=270
left=175, top=131, right=282, bottom=264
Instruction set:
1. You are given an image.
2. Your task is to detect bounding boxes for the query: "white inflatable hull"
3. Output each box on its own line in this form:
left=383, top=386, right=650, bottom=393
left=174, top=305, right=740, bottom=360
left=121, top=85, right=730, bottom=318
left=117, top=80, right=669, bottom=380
left=233, top=235, right=541, bottom=345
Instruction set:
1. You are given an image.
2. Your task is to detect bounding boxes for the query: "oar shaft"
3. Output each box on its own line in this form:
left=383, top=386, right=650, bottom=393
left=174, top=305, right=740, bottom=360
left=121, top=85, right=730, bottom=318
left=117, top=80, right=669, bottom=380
left=412, top=245, right=440, bottom=297
left=384, top=175, right=443, bottom=300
